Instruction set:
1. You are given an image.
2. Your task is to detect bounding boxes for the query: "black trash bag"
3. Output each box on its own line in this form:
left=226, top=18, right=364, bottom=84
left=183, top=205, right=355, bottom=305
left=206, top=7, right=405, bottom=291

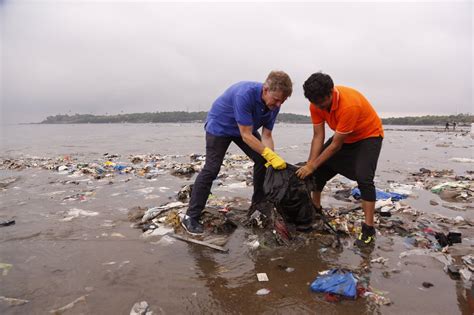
left=264, top=164, right=314, bottom=226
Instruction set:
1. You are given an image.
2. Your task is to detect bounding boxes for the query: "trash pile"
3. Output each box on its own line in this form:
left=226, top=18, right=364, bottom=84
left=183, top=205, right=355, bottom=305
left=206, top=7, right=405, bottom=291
left=431, top=182, right=474, bottom=202
left=2, top=152, right=473, bottom=309
left=410, top=167, right=474, bottom=202
left=126, top=185, right=304, bottom=252
left=127, top=190, right=249, bottom=251
left=0, top=153, right=253, bottom=182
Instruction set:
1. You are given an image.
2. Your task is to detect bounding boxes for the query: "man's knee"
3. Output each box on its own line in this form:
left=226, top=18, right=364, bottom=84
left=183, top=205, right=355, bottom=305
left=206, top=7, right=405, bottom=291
left=200, top=163, right=221, bottom=181
left=355, top=167, right=376, bottom=200
left=311, top=182, right=326, bottom=193
left=311, top=166, right=334, bottom=192
left=358, top=182, right=376, bottom=201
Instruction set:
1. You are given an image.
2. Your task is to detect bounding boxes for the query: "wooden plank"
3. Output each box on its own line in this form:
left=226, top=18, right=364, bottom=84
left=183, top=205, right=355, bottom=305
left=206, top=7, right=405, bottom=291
left=169, top=233, right=229, bottom=253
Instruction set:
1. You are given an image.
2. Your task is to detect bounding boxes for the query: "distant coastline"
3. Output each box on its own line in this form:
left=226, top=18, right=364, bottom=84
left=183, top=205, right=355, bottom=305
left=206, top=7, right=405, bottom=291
left=38, top=112, right=473, bottom=126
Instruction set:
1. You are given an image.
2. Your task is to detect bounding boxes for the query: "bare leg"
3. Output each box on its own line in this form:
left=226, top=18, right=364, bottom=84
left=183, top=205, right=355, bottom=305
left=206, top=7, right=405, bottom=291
left=312, top=191, right=322, bottom=208
left=362, top=200, right=375, bottom=226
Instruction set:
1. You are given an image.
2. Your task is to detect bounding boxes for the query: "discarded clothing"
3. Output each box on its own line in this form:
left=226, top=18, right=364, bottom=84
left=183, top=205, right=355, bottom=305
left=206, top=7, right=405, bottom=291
left=310, top=269, right=358, bottom=298
left=352, top=188, right=407, bottom=201
left=264, top=164, right=314, bottom=225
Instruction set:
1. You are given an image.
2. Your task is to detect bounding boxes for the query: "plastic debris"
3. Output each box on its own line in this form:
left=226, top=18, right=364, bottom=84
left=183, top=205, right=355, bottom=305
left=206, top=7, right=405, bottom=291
left=49, top=295, right=88, bottom=314
left=431, top=181, right=474, bottom=202
left=459, top=268, right=472, bottom=281
left=389, top=183, right=419, bottom=196
left=1, top=144, right=473, bottom=312
left=310, top=269, right=358, bottom=298
left=364, top=291, right=392, bottom=305
left=245, top=235, right=260, bottom=250
left=352, top=188, right=407, bottom=201
left=177, top=184, right=192, bottom=201
left=447, top=265, right=461, bottom=279
left=449, top=158, right=474, bottom=163
left=130, top=301, right=152, bottom=315
left=110, top=232, right=125, bottom=238
left=461, top=255, right=474, bottom=271
left=141, top=202, right=187, bottom=223
left=256, top=288, right=270, bottom=296
left=0, top=296, right=29, bottom=306
left=257, top=273, right=269, bottom=282
left=61, top=208, right=99, bottom=221
left=249, top=210, right=265, bottom=228
left=371, top=257, right=389, bottom=264
left=0, top=219, right=15, bottom=227
left=0, top=263, right=13, bottom=276
left=142, top=226, right=174, bottom=238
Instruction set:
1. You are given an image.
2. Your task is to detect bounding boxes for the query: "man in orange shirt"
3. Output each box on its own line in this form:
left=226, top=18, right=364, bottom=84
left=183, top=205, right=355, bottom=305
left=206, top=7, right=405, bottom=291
left=296, top=72, right=384, bottom=247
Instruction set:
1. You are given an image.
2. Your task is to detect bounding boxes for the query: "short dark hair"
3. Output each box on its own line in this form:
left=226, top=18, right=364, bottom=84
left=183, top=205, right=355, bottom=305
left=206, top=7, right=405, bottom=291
left=303, top=72, right=334, bottom=103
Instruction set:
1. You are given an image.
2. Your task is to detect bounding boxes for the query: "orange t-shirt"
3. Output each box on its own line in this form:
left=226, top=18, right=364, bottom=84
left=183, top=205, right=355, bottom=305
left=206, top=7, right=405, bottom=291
left=309, top=86, right=384, bottom=143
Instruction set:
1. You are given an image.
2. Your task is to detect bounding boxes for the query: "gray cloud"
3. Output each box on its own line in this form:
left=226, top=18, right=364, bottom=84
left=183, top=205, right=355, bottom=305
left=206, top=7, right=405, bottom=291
left=1, top=1, right=472, bottom=123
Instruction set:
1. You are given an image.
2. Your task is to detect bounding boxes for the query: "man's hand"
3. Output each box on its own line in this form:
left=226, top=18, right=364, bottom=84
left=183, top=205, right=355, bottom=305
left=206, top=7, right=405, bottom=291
left=295, top=164, right=315, bottom=179
left=261, top=147, right=286, bottom=170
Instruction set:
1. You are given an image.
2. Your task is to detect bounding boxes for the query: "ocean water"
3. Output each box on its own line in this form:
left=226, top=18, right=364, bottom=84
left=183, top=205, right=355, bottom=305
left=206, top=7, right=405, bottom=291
left=1, top=123, right=472, bottom=174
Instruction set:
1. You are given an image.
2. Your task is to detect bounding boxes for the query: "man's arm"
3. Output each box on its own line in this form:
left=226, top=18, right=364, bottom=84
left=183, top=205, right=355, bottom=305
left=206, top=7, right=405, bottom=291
left=307, top=123, right=325, bottom=162
left=238, top=124, right=266, bottom=154
left=261, top=127, right=274, bottom=151
left=238, top=124, right=286, bottom=169
left=311, top=131, right=348, bottom=169
left=296, top=130, right=349, bottom=179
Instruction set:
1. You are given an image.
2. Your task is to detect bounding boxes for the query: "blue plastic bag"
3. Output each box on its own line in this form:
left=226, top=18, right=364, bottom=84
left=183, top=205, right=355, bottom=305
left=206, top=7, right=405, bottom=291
left=351, top=188, right=407, bottom=201
left=113, top=165, right=126, bottom=172
left=310, top=269, right=358, bottom=298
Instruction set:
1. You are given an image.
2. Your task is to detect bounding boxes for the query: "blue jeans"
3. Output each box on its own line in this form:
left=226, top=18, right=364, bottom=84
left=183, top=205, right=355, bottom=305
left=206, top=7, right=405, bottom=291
left=186, top=132, right=267, bottom=219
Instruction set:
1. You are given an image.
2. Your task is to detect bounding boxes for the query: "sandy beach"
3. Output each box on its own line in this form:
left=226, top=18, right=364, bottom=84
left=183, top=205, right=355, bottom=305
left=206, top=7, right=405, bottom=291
left=0, top=123, right=473, bottom=314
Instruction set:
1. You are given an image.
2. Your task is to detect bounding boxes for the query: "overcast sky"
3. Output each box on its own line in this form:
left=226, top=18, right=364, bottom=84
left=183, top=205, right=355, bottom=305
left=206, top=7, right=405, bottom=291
left=1, top=0, right=472, bottom=123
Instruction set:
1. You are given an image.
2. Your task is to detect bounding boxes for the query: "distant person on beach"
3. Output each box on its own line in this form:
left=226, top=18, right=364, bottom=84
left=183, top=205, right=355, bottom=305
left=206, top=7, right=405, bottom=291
left=181, top=71, right=293, bottom=235
left=445, top=122, right=450, bottom=131
left=296, top=72, right=384, bottom=248
left=452, top=122, right=456, bottom=131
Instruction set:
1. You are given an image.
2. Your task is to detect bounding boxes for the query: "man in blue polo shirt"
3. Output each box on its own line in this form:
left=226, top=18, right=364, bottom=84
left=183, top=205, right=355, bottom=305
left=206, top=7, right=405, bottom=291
left=182, top=71, right=293, bottom=235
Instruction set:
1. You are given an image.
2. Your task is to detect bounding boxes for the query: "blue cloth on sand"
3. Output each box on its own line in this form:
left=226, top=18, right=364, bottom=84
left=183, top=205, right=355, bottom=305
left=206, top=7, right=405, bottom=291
left=351, top=188, right=407, bottom=201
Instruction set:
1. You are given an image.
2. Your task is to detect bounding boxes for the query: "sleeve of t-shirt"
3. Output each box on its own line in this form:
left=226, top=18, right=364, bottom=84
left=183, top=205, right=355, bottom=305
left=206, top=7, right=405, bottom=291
left=233, top=94, right=253, bottom=126
left=309, top=104, right=324, bottom=125
left=336, top=105, right=360, bottom=134
left=263, top=107, right=280, bottom=131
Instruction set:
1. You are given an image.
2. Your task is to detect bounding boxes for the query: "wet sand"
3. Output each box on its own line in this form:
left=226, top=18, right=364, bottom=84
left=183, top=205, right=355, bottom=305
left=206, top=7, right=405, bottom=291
left=0, top=124, right=473, bottom=314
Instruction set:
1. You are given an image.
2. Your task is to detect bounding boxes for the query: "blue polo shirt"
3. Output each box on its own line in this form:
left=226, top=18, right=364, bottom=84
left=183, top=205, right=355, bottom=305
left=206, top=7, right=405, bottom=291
left=205, top=81, right=280, bottom=137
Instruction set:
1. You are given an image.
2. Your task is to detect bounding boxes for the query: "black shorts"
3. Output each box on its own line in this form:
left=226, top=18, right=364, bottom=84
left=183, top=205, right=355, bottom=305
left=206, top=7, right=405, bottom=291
left=312, top=136, right=383, bottom=202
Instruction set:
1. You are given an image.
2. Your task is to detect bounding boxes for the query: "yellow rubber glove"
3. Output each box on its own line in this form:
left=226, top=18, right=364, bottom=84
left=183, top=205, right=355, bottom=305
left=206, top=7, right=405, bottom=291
left=261, top=147, right=287, bottom=170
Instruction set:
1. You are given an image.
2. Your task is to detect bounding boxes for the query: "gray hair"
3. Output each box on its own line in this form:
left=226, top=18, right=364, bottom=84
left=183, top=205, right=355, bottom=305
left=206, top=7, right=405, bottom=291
left=264, top=70, right=293, bottom=97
